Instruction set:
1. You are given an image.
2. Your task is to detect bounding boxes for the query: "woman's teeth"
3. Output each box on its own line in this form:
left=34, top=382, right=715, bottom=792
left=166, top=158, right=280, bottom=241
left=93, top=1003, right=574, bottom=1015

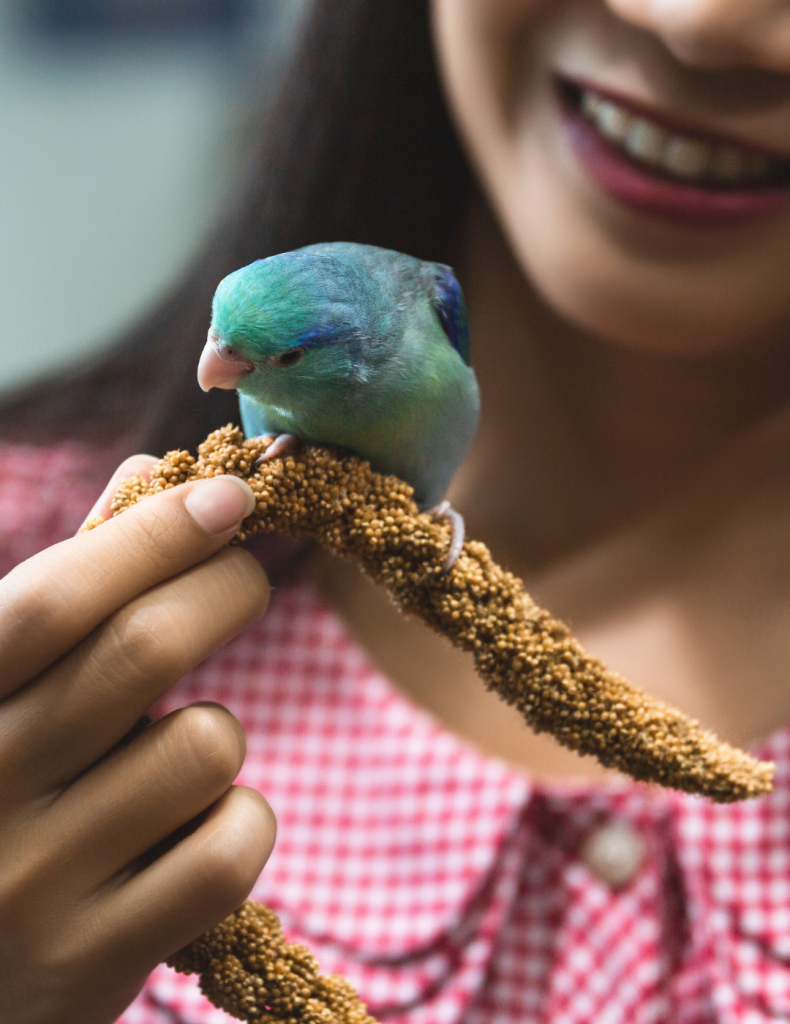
left=580, top=89, right=781, bottom=187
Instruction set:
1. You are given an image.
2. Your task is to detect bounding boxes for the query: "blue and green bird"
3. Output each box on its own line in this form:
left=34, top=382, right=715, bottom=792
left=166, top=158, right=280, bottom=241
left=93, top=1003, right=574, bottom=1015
left=198, top=242, right=480, bottom=565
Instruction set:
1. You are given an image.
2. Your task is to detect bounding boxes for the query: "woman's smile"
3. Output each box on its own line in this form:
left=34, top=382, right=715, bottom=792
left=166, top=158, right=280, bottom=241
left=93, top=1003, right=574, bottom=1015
left=557, top=75, right=790, bottom=223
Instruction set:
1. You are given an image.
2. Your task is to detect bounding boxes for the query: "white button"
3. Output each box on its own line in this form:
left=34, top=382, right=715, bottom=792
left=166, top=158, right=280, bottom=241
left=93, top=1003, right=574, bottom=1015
left=580, top=819, right=645, bottom=888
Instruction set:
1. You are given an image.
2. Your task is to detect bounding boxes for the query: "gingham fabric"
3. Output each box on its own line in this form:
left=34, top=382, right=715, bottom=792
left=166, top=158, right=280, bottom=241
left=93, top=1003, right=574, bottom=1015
left=4, top=443, right=790, bottom=1024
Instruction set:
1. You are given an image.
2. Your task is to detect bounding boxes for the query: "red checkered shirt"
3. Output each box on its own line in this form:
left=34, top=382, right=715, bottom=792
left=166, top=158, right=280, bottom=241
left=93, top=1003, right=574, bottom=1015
left=3, top=442, right=790, bottom=1024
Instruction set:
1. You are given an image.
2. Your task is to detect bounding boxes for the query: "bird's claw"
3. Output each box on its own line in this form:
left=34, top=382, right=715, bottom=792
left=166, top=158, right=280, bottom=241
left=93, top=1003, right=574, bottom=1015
left=431, top=500, right=465, bottom=574
left=255, top=433, right=302, bottom=465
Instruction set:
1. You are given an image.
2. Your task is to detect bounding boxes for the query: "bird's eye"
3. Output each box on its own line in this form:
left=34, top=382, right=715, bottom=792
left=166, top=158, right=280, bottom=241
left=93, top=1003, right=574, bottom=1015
left=266, top=347, right=305, bottom=369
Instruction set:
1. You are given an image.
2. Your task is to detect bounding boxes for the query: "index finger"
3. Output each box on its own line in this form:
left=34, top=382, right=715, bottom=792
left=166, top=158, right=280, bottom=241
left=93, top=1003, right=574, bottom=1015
left=81, top=454, right=158, bottom=527
left=0, top=472, right=257, bottom=699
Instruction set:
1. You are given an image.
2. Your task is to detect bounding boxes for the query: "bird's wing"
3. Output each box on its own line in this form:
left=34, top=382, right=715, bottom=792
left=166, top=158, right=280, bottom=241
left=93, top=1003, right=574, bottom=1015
left=428, top=266, right=472, bottom=368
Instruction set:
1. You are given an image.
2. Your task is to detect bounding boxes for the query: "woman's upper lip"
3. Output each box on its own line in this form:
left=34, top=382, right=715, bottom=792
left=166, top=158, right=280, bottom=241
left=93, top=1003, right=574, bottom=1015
left=558, top=74, right=790, bottom=164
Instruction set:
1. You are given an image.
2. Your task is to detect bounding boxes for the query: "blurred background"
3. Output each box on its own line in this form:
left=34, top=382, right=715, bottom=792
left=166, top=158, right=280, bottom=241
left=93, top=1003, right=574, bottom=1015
left=0, top=0, right=305, bottom=392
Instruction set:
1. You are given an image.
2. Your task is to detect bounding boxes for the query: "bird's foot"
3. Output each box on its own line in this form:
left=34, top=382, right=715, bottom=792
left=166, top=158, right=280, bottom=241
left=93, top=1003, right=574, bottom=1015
left=255, top=434, right=302, bottom=465
left=431, top=500, right=465, bottom=574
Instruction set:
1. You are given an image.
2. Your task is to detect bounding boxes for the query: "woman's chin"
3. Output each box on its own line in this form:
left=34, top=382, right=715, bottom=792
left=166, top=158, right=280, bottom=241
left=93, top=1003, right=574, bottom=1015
left=492, top=153, right=790, bottom=360
left=522, top=248, right=771, bottom=359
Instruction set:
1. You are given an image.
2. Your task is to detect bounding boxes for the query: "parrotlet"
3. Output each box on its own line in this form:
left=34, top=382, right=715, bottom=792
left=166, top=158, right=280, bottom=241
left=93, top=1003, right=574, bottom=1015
left=197, top=242, right=480, bottom=569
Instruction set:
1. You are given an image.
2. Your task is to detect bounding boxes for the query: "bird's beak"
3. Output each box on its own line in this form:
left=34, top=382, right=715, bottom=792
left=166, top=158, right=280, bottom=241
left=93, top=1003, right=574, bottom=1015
left=197, top=331, right=255, bottom=392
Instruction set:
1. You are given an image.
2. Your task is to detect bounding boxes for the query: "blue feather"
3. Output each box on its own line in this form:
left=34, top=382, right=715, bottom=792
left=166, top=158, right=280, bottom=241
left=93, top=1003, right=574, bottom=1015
left=431, top=267, right=471, bottom=368
left=295, top=325, right=356, bottom=349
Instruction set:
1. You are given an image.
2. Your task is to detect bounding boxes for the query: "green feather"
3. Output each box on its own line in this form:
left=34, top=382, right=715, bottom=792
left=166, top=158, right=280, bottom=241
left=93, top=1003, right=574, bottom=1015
left=211, top=243, right=480, bottom=509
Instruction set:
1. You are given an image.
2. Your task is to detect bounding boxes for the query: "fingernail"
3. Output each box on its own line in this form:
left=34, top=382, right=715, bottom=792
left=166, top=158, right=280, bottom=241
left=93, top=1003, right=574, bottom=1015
left=184, top=476, right=256, bottom=535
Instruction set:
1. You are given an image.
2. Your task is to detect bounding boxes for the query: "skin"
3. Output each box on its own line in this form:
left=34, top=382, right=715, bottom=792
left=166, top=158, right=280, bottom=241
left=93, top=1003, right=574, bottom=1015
left=7, top=1, right=790, bottom=1020
left=0, top=461, right=275, bottom=1023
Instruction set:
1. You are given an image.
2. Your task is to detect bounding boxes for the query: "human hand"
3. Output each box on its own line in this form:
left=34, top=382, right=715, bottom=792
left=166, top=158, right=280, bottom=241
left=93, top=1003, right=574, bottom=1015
left=0, top=456, right=275, bottom=1024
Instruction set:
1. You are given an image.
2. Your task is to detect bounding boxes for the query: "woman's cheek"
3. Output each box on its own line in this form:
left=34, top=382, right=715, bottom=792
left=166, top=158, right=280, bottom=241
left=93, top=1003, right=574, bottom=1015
left=431, top=0, right=553, bottom=130
left=431, top=0, right=554, bottom=43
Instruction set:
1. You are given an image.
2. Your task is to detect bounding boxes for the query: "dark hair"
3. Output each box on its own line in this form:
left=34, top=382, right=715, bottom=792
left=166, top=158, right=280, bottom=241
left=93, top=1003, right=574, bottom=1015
left=0, top=0, right=474, bottom=458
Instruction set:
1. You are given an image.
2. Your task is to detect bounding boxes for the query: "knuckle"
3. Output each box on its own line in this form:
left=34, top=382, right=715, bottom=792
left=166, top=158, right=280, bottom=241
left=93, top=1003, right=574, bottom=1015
left=166, top=705, right=245, bottom=791
left=189, top=790, right=274, bottom=915
left=197, top=822, right=265, bottom=911
left=0, top=865, right=32, bottom=922
left=117, top=490, right=188, bottom=570
left=0, top=837, right=57, bottom=921
left=185, top=549, right=270, bottom=635
left=0, top=562, right=71, bottom=649
left=216, top=548, right=271, bottom=610
left=103, top=604, right=182, bottom=682
left=201, top=847, right=256, bottom=911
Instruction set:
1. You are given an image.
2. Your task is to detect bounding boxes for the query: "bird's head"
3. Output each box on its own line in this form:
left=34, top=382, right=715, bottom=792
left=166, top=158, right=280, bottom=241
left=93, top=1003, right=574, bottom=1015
left=198, top=241, right=473, bottom=438
left=197, top=248, right=367, bottom=403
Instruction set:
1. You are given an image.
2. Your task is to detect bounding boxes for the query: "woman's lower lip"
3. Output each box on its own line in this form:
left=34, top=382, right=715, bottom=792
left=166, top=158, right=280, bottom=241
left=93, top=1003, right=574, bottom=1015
left=561, top=102, right=790, bottom=227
